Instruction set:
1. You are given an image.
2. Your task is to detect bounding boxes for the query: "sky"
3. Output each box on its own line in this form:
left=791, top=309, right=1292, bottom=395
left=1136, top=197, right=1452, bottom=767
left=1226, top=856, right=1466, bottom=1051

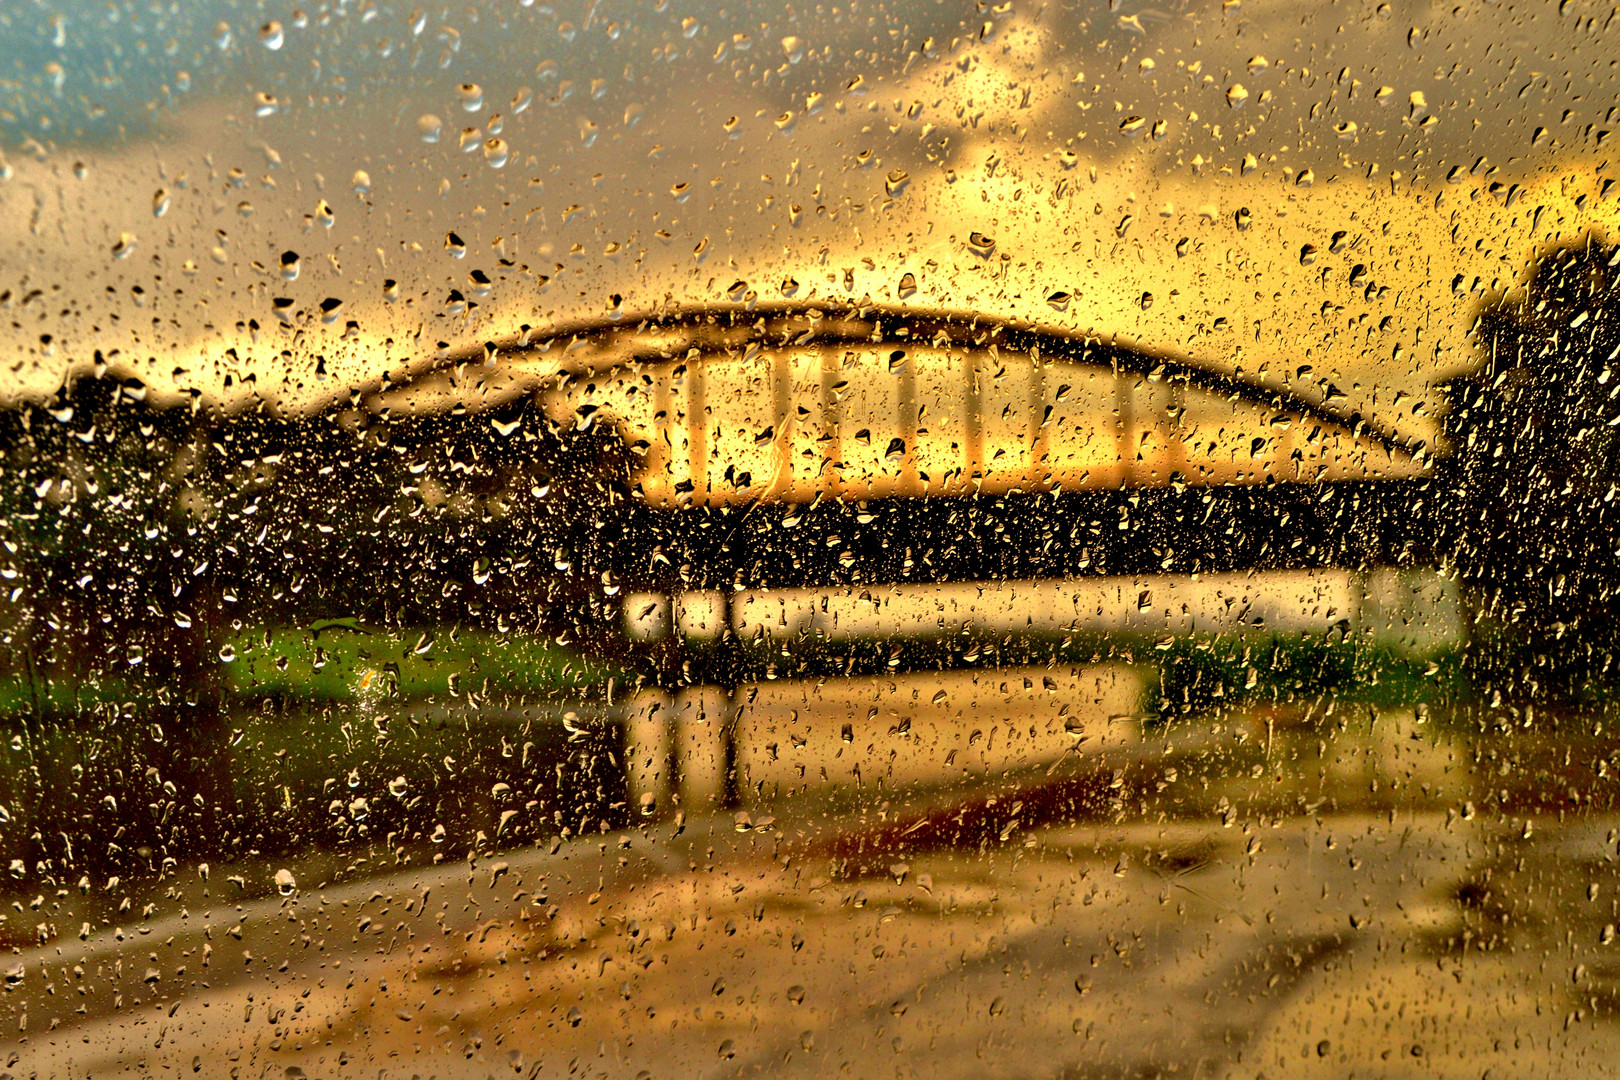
left=1, top=0, right=1617, bottom=450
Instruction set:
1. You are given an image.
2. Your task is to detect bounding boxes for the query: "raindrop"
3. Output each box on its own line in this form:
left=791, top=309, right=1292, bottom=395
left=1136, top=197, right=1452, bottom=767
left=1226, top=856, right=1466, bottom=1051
left=456, top=82, right=484, bottom=112
left=273, top=868, right=297, bottom=896
left=1118, top=115, right=1146, bottom=137
left=217, top=643, right=237, bottom=662
left=253, top=91, right=279, bottom=117
left=111, top=232, right=137, bottom=259
left=280, top=250, right=300, bottom=281
left=884, top=169, right=909, bottom=196
left=152, top=189, right=170, bottom=218
left=483, top=138, right=509, bottom=168
left=967, top=231, right=996, bottom=256
left=418, top=114, right=444, bottom=142
left=259, top=21, right=284, bottom=50
left=1225, top=84, right=1249, bottom=108
left=388, top=776, right=409, bottom=797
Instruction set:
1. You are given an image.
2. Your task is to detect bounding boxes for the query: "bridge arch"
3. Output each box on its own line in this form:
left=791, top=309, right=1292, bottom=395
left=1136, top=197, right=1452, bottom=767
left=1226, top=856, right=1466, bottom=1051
left=373, top=304, right=1430, bottom=510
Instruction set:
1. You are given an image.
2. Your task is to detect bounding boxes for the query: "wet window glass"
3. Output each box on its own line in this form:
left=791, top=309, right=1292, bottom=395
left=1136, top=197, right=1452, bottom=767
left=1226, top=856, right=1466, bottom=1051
left=4, top=1, right=1620, bottom=1075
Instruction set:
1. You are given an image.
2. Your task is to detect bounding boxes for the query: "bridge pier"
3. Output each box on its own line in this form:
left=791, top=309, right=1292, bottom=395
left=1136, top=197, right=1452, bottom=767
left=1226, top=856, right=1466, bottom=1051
left=625, top=689, right=674, bottom=818
left=673, top=684, right=730, bottom=810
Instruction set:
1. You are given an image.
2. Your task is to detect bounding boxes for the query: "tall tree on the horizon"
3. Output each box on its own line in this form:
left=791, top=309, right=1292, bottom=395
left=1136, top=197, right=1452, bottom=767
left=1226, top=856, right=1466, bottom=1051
left=1442, top=239, right=1620, bottom=701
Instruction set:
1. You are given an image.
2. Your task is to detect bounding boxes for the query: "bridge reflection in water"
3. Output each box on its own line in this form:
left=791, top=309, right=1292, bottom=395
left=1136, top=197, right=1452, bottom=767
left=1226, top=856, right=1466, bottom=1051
left=383, top=306, right=1455, bottom=811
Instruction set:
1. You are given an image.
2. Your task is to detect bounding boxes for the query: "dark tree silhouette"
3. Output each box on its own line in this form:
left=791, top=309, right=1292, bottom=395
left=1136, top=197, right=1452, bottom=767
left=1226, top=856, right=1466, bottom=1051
left=1442, top=239, right=1620, bottom=701
left=0, top=369, right=633, bottom=883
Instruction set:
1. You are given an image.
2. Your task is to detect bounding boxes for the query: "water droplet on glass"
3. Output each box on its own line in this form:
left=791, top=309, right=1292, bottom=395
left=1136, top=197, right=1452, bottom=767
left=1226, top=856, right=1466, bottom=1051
left=457, top=82, right=484, bottom=111
left=258, top=21, right=284, bottom=50
left=253, top=91, right=279, bottom=117
left=152, top=189, right=169, bottom=218
left=280, top=250, right=300, bottom=280
left=1225, top=84, right=1249, bottom=108
left=217, top=644, right=236, bottom=662
left=388, top=776, right=409, bottom=797
left=483, top=138, right=509, bottom=168
left=274, top=868, right=297, bottom=896
left=111, top=233, right=136, bottom=259
left=418, top=114, right=443, bottom=143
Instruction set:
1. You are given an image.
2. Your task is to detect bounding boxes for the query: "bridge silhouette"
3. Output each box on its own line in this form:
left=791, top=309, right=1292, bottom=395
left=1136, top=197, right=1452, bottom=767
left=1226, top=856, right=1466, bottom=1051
left=384, top=302, right=1442, bottom=651
left=371, top=302, right=1452, bottom=809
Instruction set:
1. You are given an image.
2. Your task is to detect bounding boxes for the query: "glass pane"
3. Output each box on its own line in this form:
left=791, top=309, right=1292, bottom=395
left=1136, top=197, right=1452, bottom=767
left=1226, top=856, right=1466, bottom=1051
left=4, top=1, right=1619, bottom=1076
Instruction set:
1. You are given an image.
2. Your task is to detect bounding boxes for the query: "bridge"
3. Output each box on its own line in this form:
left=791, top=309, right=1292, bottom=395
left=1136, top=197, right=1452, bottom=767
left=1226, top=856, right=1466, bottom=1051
left=367, top=302, right=1456, bottom=812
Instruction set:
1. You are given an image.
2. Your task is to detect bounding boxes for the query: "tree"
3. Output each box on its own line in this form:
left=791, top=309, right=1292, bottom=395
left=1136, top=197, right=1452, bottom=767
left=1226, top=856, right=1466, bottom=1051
left=1441, top=239, right=1620, bottom=701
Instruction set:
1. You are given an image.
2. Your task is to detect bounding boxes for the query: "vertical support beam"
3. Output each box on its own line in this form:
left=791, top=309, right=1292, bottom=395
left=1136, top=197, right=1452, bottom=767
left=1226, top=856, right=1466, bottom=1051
left=1028, top=343, right=1047, bottom=490
left=897, top=345, right=918, bottom=496
left=689, top=354, right=708, bottom=504
left=964, top=349, right=983, bottom=487
left=1115, top=364, right=1135, bottom=488
left=820, top=347, right=844, bottom=498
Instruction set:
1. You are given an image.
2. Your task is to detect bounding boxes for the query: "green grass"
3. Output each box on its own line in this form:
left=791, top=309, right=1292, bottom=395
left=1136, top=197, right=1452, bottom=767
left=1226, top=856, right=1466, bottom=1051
left=0, top=623, right=617, bottom=719
left=222, top=623, right=617, bottom=704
